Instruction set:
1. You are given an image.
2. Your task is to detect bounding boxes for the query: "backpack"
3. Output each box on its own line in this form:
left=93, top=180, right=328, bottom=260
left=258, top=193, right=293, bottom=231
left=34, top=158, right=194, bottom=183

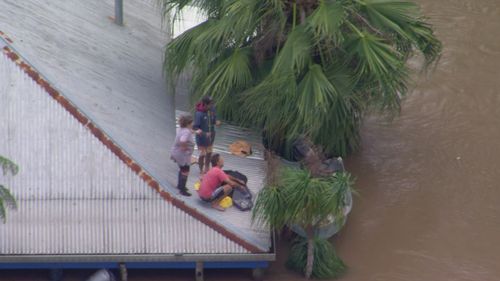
left=224, top=170, right=253, bottom=211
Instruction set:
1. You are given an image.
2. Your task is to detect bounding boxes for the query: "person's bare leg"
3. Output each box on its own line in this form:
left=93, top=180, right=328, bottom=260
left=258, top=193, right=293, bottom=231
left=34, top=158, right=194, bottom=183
left=198, top=147, right=207, bottom=175
left=204, top=148, right=212, bottom=174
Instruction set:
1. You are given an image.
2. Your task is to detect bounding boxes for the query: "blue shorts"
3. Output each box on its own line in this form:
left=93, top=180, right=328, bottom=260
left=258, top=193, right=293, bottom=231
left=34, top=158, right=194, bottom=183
left=196, top=132, right=215, bottom=147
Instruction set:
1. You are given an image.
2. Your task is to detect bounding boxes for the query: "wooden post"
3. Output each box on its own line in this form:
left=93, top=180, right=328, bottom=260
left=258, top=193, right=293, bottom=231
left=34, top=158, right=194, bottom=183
left=195, top=262, right=204, bottom=281
left=119, top=263, right=128, bottom=281
left=114, top=0, right=123, bottom=26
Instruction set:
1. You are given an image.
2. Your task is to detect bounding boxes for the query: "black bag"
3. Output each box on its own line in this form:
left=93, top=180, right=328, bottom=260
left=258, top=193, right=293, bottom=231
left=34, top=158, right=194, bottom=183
left=224, top=170, right=253, bottom=211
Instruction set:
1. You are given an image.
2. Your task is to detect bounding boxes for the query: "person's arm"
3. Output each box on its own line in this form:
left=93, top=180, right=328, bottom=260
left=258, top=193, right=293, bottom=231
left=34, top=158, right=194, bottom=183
left=227, top=175, right=247, bottom=187
left=219, top=170, right=233, bottom=185
left=226, top=177, right=241, bottom=187
left=221, top=172, right=245, bottom=189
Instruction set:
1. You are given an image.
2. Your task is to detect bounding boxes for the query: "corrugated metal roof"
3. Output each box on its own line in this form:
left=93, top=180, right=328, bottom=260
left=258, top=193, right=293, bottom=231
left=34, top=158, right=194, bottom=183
left=0, top=0, right=271, bottom=254
left=1, top=200, right=249, bottom=255
left=0, top=52, right=248, bottom=255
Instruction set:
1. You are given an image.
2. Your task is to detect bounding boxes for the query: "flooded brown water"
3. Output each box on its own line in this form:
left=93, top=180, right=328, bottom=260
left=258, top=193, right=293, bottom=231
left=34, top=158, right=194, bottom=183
left=335, top=0, right=500, bottom=280
left=1, top=0, right=499, bottom=280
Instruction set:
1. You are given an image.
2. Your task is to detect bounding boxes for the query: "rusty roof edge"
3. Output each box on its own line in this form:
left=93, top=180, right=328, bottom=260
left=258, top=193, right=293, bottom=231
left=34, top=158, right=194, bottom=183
left=0, top=34, right=267, bottom=254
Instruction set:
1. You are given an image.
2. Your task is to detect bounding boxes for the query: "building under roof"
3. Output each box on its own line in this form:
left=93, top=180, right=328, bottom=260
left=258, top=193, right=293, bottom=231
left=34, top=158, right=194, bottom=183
left=0, top=0, right=273, bottom=279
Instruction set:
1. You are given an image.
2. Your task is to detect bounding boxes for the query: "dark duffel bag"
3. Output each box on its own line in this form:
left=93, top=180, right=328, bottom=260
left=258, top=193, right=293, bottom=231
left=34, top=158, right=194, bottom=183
left=224, top=170, right=253, bottom=211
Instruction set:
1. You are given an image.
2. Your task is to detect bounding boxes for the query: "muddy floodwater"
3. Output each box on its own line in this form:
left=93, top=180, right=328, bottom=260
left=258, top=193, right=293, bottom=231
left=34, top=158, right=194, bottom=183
left=335, top=0, right=500, bottom=280
left=1, top=0, right=500, bottom=280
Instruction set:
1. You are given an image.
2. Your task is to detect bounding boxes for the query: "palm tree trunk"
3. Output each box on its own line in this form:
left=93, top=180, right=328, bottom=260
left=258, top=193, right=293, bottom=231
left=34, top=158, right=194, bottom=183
left=305, top=226, right=314, bottom=279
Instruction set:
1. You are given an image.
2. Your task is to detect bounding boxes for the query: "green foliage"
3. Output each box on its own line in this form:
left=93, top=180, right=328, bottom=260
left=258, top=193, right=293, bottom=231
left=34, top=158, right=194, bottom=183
left=161, top=0, right=441, bottom=157
left=252, top=167, right=355, bottom=231
left=0, top=156, right=18, bottom=223
left=286, top=236, right=346, bottom=279
left=0, top=185, right=17, bottom=223
left=251, top=183, right=287, bottom=229
left=0, top=156, right=19, bottom=176
left=251, top=162, right=354, bottom=279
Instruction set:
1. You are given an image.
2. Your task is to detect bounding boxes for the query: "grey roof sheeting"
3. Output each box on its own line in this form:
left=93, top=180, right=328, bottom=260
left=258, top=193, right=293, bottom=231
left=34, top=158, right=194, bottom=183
left=0, top=0, right=270, bottom=254
left=0, top=51, right=249, bottom=256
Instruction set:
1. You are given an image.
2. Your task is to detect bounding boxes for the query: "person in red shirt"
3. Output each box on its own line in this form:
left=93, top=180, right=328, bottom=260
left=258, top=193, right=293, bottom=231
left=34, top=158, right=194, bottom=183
left=198, top=154, right=239, bottom=211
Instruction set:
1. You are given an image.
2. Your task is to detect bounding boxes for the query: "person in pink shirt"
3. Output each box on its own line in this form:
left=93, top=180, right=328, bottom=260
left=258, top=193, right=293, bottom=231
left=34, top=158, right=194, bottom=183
left=198, top=154, right=239, bottom=211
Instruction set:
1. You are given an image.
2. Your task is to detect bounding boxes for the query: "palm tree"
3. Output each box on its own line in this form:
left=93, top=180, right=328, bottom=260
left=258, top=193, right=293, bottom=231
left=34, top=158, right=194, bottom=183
left=160, top=0, right=441, bottom=157
left=252, top=166, right=354, bottom=279
left=0, top=156, right=18, bottom=223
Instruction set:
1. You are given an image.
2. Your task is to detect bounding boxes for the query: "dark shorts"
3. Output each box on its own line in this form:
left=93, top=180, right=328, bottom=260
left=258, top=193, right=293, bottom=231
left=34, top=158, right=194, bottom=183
left=196, top=132, right=215, bottom=147
left=201, top=185, right=225, bottom=203
left=179, top=165, right=190, bottom=173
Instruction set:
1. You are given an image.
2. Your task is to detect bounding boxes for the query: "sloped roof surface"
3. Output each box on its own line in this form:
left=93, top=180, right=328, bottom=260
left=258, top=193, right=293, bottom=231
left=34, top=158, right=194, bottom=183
left=0, top=51, right=249, bottom=255
left=0, top=0, right=270, bottom=252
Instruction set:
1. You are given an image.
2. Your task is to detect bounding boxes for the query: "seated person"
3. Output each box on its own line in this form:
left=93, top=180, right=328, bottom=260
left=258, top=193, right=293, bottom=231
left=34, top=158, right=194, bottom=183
left=198, top=153, right=240, bottom=211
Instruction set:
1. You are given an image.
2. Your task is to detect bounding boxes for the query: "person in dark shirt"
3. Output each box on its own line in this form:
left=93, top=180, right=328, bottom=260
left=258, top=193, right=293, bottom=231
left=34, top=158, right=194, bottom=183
left=193, top=96, right=219, bottom=174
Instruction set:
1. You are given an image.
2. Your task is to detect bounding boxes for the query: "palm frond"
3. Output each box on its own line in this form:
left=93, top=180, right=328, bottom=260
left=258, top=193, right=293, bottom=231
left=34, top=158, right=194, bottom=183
left=164, top=20, right=213, bottom=79
left=0, top=200, right=6, bottom=224
left=294, top=64, right=338, bottom=137
left=306, top=1, right=346, bottom=45
left=191, top=18, right=235, bottom=60
left=0, top=185, right=17, bottom=210
left=223, top=0, right=260, bottom=40
left=272, top=26, right=312, bottom=76
left=347, top=31, right=409, bottom=110
left=0, top=156, right=18, bottom=224
left=275, top=167, right=353, bottom=227
left=253, top=167, right=356, bottom=229
left=240, top=70, right=297, bottom=127
left=286, top=236, right=346, bottom=279
left=358, top=0, right=441, bottom=66
left=0, top=156, right=19, bottom=176
left=199, top=47, right=254, bottom=102
left=0, top=186, right=17, bottom=224
left=252, top=184, right=287, bottom=229
left=405, top=20, right=442, bottom=67
left=327, top=172, right=356, bottom=225
left=360, top=0, right=419, bottom=26
left=261, top=0, right=287, bottom=31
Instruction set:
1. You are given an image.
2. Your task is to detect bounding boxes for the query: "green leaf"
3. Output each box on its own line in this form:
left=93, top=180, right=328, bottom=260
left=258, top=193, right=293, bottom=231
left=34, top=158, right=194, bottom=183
left=0, top=156, right=19, bottom=176
left=295, top=64, right=339, bottom=138
left=347, top=31, right=409, bottom=110
left=253, top=167, right=355, bottom=229
left=361, top=0, right=419, bottom=27
left=252, top=184, right=287, bottom=229
left=306, top=1, right=346, bottom=44
left=0, top=185, right=17, bottom=210
left=164, top=19, right=214, bottom=79
left=272, top=26, right=312, bottom=76
left=0, top=200, right=6, bottom=224
left=0, top=156, right=18, bottom=224
left=286, top=236, right=346, bottom=279
left=358, top=0, right=441, bottom=66
left=199, top=47, right=253, bottom=102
